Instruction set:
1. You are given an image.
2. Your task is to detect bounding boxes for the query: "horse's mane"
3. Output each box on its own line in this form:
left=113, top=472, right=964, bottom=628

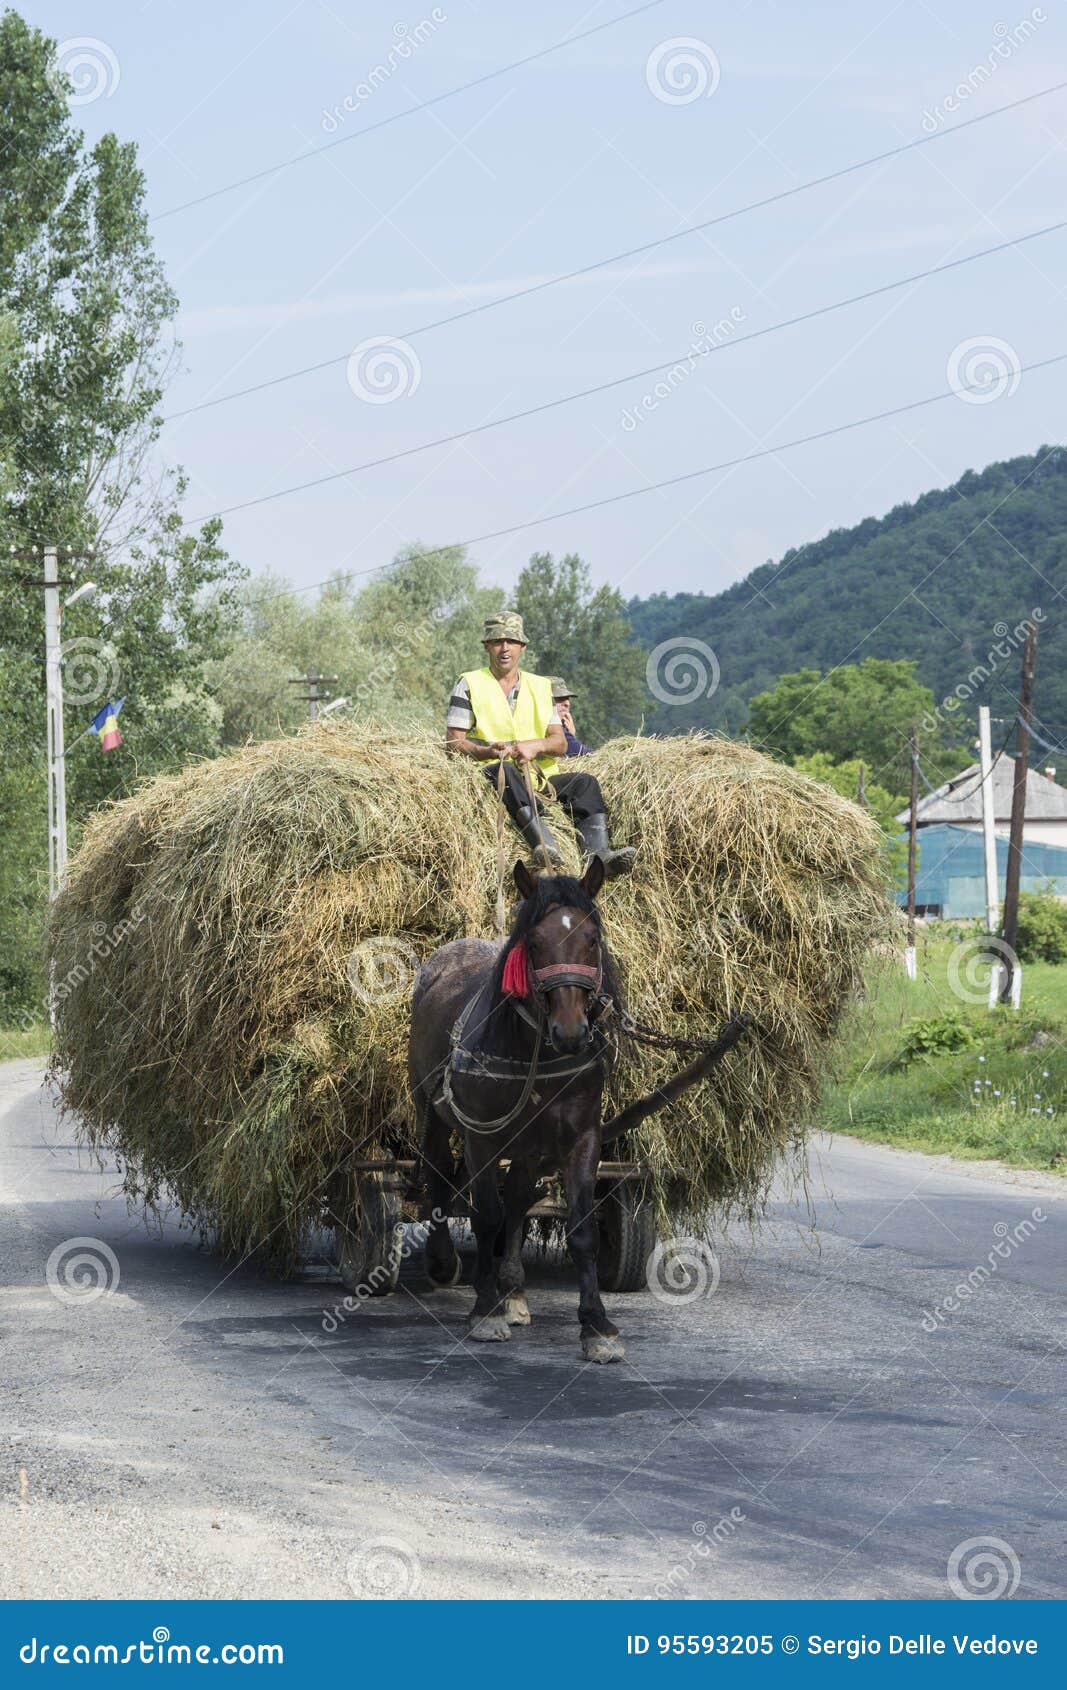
left=475, top=873, right=624, bottom=1059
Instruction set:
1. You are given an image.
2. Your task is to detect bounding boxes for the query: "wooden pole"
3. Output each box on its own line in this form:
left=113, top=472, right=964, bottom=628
left=999, top=625, right=1037, bottom=1004
left=905, top=725, right=918, bottom=979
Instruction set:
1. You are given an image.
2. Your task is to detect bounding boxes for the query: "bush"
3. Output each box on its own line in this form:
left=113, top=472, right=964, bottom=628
left=896, top=1013, right=978, bottom=1064
left=1014, top=891, right=1067, bottom=965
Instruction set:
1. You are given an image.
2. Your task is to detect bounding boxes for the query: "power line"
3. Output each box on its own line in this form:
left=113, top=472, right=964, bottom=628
left=194, top=350, right=1067, bottom=598
left=151, top=0, right=666, bottom=223
left=178, top=215, right=1067, bottom=518
left=162, top=78, right=1067, bottom=422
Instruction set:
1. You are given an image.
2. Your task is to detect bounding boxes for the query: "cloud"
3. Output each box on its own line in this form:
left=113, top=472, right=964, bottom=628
left=179, top=256, right=727, bottom=335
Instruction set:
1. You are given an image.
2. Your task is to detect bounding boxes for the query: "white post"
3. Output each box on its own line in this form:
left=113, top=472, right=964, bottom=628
left=44, top=545, right=68, bottom=900
left=978, top=705, right=999, bottom=933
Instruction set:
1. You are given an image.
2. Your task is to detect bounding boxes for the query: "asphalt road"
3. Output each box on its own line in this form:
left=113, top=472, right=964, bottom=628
left=1, top=1057, right=1064, bottom=1601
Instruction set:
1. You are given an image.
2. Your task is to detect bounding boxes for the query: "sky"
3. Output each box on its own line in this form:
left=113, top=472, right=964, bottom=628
left=27, top=0, right=1067, bottom=606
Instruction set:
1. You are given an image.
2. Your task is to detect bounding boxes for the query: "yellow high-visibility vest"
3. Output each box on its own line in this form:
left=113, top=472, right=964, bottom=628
left=461, top=667, right=560, bottom=781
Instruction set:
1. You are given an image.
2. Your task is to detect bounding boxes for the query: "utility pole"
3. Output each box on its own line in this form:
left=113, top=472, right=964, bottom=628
left=9, top=543, right=92, bottom=900
left=1000, top=625, right=1037, bottom=1004
left=905, top=725, right=919, bottom=980
left=977, top=706, right=1000, bottom=935
left=288, top=663, right=339, bottom=725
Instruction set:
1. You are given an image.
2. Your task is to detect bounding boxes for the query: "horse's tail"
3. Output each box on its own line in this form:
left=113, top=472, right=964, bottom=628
left=600, top=1013, right=753, bottom=1143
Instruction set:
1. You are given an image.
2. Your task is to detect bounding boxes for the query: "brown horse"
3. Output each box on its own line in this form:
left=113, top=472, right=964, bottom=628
left=408, top=858, right=750, bottom=1363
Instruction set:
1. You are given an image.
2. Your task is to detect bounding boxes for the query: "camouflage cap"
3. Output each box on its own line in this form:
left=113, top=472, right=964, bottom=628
left=551, top=677, right=577, bottom=700
left=482, top=611, right=527, bottom=644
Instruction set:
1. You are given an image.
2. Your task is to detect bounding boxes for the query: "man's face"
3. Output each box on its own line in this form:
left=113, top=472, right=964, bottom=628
left=484, top=637, right=524, bottom=678
left=557, top=697, right=573, bottom=727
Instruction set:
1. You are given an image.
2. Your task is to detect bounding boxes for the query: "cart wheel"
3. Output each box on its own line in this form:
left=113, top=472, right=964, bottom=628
left=595, top=1180, right=657, bottom=1293
left=335, top=1173, right=403, bottom=1297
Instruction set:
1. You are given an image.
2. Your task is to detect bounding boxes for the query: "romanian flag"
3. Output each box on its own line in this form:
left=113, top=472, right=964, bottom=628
left=90, top=697, right=125, bottom=753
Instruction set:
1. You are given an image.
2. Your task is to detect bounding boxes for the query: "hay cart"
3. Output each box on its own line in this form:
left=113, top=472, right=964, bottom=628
left=326, top=1157, right=658, bottom=1297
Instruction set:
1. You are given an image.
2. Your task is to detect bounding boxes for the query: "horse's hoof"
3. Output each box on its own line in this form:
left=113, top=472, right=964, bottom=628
left=581, top=1330, right=625, bottom=1364
left=467, top=1314, right=511, bottom=1343
left=504, top=1292, right=531, bottom=1326
left=426, top=1255, right=463, bottom=1289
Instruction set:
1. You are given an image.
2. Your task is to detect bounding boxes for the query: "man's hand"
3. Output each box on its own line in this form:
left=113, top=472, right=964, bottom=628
left=489, top=740, right=518, bottom=758
left=513, top=739, right=545, bottom=765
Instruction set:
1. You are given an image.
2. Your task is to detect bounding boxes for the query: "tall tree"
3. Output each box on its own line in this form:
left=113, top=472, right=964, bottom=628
left=513, top=551, right=645, bottom=746
left=0, top=10, right=243, bottom=1014
left=747, top=659, right=959, bottom=790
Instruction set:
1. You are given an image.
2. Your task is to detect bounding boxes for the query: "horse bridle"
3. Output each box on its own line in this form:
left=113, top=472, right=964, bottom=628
left=528, top=959, right=603, bottom=998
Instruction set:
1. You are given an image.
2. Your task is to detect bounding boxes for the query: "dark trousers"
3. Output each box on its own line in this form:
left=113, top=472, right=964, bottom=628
left=482, top=760, right=606, bottom=824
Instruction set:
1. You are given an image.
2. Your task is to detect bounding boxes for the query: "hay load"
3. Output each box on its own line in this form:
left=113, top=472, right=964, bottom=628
left=48, top=726, right=895, bottom=1270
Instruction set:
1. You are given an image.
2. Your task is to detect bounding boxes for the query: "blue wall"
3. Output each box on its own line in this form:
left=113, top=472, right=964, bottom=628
left=895, top=823, right=1067, bottom=917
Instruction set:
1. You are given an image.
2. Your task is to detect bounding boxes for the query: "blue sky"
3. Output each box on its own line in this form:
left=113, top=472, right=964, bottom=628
left=30, top=0, right=1067, bottom=604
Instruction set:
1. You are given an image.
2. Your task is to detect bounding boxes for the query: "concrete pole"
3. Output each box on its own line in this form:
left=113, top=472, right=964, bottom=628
left=905, top=725, right=918, bottom=980
left=44, top=546, right=68, bottom=900
left=978, top=706, right=999, bottom=933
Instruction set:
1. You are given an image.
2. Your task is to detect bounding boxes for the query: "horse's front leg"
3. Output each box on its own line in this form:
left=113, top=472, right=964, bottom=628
left=499, top=1158, right=539, bottom=1325
left=564, top=1129, right=624, bottom=1364
left=466, top=1148, right=510, bottom=1342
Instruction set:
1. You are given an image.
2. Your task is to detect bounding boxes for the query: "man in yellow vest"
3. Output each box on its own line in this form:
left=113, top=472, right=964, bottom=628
left=446, top=611, right=635, bottom=876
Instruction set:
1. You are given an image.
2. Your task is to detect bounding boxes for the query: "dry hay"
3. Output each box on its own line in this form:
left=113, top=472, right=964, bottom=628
left=47, top=723, right=897, bottom=1270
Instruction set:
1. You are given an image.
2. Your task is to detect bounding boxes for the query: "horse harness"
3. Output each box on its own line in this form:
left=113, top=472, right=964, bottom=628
left=436, top=959, right=614, bottom=1134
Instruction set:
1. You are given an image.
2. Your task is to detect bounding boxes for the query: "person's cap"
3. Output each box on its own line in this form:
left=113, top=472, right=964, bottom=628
left=482, top=611, right=527, bottom=644
left=551, top=677, right=577, bottom=701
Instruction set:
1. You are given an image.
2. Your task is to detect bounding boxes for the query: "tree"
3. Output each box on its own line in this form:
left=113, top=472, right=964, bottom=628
left=0, top=11, right=244, bottom=1016
left=747, top=659, right=958, bottom=790
left=513, top=552, right=645, bottom=746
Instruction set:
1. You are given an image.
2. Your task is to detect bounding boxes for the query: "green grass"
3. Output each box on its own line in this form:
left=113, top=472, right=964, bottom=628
left=0, top=1020, right=52, bottom=1062
left=826, top=931, right=1067, bottom=1174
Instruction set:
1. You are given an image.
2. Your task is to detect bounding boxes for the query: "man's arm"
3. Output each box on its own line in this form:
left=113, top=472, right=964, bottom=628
left=513, top=723, right=566, bottom=763
left=446, top=725, right=511, bottom=761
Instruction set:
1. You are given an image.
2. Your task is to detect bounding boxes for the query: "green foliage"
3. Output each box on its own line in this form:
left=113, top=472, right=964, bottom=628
left=627, top=447, right=1067, bottom=746
left=0, top=10, right=244, bottom=1015
left=896, top=1013, right=978, bottom=1064
left=1014, top=890, right=1067, bottom=965
left=749, top=659, right=949, bottom=790
left=513, top=551, right=646, bottom=746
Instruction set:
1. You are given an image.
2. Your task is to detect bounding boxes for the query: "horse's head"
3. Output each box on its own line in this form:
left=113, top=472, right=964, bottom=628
left=510, top=856, right=606, bottom=1055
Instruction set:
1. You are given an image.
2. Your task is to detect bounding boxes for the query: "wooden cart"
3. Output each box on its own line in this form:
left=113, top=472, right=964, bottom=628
left=326, top=1157, right=658, bottom=1297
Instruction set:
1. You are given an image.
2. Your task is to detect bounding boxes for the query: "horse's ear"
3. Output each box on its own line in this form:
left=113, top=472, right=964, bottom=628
left=513, top=859, right=536, bottom=902
left=580, top=854, right=606, bottom=900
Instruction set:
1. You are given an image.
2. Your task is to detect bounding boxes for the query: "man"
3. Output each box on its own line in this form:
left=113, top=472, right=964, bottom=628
left=446, top=613, right=635, bottom=876
left=551, top=678, right=592, bottom=757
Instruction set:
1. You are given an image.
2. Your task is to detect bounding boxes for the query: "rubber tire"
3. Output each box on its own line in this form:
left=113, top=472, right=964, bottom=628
left=335, top=1173, right=404, bottom=1297
left=595, top=1180, right=657, bottom=1293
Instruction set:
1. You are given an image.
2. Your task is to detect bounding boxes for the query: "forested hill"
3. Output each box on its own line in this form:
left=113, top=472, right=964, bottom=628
left=628, top=446, right=1067, bottom=734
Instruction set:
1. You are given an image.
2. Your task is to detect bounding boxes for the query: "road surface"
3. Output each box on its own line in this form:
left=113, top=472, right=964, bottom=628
left=1, top=1058, right=1064, bottom=1600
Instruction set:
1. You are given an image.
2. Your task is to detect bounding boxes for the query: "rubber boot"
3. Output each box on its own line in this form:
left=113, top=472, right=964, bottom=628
left=576, top=811, right=636, bottom=879
left=515, top=804, right=564, bottom=870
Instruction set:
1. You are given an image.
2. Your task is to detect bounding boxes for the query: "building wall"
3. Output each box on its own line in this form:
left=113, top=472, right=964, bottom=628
left=932, top=820, right=1067, bottom=849
left=896, top=823, right=1067, bottom=918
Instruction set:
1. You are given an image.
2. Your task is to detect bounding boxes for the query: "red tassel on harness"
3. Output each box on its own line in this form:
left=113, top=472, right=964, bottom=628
left=502, top=940, right=531, bottom=998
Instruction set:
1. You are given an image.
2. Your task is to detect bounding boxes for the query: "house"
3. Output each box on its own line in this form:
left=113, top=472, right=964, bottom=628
left=894, top=750, right=1067, bottom=918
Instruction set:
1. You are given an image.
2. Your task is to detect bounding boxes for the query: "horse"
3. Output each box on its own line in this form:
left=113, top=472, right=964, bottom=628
left=408, top=856, right=751, bottom=1364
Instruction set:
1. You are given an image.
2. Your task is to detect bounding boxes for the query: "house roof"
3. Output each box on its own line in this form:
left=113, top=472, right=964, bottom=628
left=895, top=749, right=1067, bottom=826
